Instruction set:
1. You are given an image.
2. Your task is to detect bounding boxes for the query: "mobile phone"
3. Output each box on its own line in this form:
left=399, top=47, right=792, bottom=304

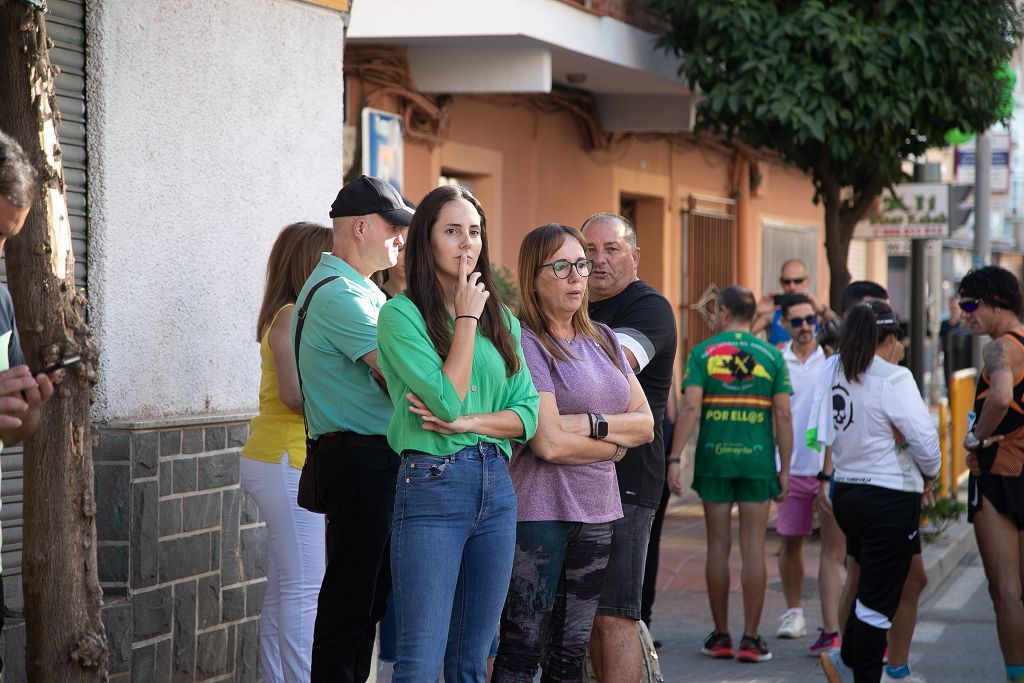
left=772, top=294, right=784, bottom=306
left=35, top=355, right=81, bottom=375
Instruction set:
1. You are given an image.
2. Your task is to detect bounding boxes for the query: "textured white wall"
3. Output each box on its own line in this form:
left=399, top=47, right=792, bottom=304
left=86, top=0, right=345, bottom=420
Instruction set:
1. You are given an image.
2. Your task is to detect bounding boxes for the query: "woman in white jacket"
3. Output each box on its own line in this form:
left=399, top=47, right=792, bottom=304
left=818, top=300, right=940, bottom=683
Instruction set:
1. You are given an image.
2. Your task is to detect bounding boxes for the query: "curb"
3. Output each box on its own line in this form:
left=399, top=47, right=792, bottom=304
left=919, top=518, right=975, bottom=603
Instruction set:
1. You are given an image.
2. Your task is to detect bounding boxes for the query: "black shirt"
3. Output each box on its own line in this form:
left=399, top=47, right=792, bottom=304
left=589, top=280, right=677, bottom=508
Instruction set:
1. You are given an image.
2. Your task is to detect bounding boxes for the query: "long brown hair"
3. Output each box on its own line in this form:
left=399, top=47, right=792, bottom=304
left=404, top=185, right=520, bottom=376
left=518, top=224, right=623, bottom=369
left=255, top=222, right=333, bottom=340
left=837, top=299, right=902, bottom=382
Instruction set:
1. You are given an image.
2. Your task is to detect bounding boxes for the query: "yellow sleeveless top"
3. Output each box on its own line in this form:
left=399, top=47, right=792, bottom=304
left=241, top=304, right=307, bottom=469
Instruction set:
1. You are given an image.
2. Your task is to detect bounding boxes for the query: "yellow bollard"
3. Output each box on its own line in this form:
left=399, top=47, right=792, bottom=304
left=948, top=368, right=979, bottom=498
left=938, top=399, right=949, bottom=496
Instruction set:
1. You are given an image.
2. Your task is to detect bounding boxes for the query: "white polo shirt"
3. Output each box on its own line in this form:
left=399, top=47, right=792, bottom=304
left=782, top=341, right=827, bottom=476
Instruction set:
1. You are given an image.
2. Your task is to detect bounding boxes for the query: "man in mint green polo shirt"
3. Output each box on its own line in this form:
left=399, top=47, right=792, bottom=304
left=293, top=175, right=412, bottom=683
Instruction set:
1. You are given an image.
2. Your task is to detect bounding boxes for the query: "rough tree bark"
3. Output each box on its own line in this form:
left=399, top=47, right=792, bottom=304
left=823, top=174, right=886, bottom=309
left=0, top=2, right=106, bottom=680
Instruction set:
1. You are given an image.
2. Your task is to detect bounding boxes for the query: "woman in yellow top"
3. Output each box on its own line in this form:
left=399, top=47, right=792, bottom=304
left=241, top=222, right=333, bottom=683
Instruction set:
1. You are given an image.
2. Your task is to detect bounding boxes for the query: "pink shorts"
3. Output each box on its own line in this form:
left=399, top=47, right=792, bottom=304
left=775, top=475, right=820, bottom=536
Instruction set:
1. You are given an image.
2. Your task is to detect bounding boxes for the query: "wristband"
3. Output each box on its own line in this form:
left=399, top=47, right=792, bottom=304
left=587, top=413, right=596, bottom=438
left=455, top=315, right=479, bottom=322
left=816, top=470, right=831, bottom=482
left=965, top=430, right=981, bottom=450
left=668, top=456, right=681, bottom=464
left=611, top=445, right=627, bottom=462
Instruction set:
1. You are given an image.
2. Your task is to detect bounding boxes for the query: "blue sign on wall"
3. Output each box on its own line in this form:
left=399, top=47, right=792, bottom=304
left=361, top=108, right=404, bottom=194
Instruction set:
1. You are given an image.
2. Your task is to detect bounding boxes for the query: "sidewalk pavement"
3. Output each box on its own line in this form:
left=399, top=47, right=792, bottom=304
left=648, top=489, right=976, bottom=682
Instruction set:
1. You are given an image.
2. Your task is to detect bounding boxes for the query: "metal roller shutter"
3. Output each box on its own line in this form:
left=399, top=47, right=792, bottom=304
left=1, top=0, right=88, bottom=607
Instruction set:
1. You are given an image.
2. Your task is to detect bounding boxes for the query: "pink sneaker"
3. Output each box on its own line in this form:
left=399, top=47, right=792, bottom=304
left=808, top=630, right=841, bottom=656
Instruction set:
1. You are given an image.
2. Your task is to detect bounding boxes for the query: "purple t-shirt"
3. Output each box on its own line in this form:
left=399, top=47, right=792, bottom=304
left=511, top=324, right=632, bottom=523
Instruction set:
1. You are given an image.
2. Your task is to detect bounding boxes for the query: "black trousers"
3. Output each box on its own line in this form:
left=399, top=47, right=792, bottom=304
left=832, top=483, right=920, bottom=683
left=310, top=440, right=401, bottom=683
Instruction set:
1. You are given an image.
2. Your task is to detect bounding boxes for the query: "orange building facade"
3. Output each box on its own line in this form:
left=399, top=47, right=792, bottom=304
left=346, top=0, right=884, bottom=360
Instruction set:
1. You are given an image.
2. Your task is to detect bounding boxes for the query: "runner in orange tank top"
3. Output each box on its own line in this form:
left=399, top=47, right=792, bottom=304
left=959, top=266, right=1024, bottom=682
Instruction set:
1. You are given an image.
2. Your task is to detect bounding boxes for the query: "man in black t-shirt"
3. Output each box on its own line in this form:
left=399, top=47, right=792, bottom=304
left=582, top=212, right=677, bottom=682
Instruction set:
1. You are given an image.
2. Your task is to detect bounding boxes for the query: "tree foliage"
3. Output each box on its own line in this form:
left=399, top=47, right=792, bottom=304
left=649, top=0, right=1023, bottom=303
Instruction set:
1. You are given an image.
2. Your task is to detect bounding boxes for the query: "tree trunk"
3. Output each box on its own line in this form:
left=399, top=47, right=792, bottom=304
left=822, top=182, right=851, bottom=310
left=0, top=3, right=106, bottom=680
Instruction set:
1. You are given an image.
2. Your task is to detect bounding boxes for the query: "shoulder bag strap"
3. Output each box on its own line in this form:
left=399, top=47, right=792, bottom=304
left=294, top=276, right=340, bottom=441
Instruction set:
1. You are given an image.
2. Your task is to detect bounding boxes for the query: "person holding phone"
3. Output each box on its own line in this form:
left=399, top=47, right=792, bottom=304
left=752, top=259, right=836, bottom=345
left=376, top=185, right=539, bottom=682
left=240, top=222, right=333, bottom=682
left=491, top=224, right=653, bottom=682
left=0, top=131, right=59, bottom=659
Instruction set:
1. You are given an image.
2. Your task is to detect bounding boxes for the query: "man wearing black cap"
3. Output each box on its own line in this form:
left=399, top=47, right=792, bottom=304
left=292, top=175, right=413, bottom=682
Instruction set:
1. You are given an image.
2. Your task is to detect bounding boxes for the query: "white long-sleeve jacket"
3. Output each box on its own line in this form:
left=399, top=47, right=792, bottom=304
left=826, top=357, right=941, bottom=493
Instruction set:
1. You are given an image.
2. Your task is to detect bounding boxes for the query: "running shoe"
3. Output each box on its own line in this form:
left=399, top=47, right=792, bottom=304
left=807, top=629, right=841, bottom=656
left=700, top=631, right=733, bottom=659
left=820, top=650, right=854, bottom=683
left=735, top=634, right=773, bottom=662
left=776, top=608, right=807, bottom=638
left=880, top=668, right=927, bottom=682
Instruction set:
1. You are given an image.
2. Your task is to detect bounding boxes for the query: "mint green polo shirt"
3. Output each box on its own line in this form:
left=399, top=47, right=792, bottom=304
left=377, top=294, right=539, bottom=460
left=292, top=253, right=393, bottom=438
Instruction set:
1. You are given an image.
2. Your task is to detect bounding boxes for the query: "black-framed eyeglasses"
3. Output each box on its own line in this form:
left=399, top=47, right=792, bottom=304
left=788, top=315, right=817, bottom=328
left=959, top=298, right=982, bottom=313
left=780, top=277, right=806, bottom=286
left=539, top=258, right=594, bottom=279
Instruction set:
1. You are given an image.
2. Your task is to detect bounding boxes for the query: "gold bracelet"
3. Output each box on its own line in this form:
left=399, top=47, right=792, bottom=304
left=611, top=445, right=627, bottom=462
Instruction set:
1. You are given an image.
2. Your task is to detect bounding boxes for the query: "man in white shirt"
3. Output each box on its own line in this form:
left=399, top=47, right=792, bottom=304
left=774, top=294, right=845, bottom=658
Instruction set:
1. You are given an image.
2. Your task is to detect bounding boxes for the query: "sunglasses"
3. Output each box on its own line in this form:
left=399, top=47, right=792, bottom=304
left=788, top=315, right=817, bottom=328
left=539, top=258, right=594, bottom=279
left=780, top=277, right=806, bottom=286
left=959, top=298, right=982, bottom=313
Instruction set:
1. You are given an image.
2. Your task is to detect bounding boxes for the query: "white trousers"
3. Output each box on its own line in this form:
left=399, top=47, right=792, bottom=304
left=240, top=453, right=326, bottom=683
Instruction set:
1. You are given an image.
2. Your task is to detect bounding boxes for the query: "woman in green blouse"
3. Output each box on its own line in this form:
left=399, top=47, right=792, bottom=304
left=376, top=184, right=539, bottom=683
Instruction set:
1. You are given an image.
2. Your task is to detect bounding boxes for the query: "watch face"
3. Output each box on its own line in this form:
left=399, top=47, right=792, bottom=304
left=597, top=419, right=609, bottom=438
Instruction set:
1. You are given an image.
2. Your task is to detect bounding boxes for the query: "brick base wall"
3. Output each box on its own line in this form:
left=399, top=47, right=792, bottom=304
left=87, top=414, right=265, bottom=681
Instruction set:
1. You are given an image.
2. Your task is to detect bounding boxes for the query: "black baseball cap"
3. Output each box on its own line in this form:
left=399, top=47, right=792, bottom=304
left=329, top=175, right=414, bottom=226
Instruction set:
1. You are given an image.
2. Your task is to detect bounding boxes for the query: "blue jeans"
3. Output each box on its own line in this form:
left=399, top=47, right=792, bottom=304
left=391, top=442, right=517, bottom=683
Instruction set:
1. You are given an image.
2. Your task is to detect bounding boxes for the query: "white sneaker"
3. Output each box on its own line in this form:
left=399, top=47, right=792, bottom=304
left=776, top=608, right=807, bottom=638
left=820, top=650, right=854, bottom=683
left=880, top=670, right=927, bottom=682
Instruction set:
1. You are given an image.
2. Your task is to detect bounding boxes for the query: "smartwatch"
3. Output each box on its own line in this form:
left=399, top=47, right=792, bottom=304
left=593, top=413, right=609, bottom=440
left=816, top=470, right=832, bottom=482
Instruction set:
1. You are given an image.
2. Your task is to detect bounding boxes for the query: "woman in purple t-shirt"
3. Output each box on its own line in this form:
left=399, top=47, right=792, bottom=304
left=492, top=224, right=654, bottom=683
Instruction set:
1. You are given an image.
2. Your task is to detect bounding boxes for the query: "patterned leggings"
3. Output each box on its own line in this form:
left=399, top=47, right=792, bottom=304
left=493, top=521, right=613, bottom=683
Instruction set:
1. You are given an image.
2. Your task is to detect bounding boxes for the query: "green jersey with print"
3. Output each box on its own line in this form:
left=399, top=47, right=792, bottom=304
left=683, top=331, right=792, bottom=479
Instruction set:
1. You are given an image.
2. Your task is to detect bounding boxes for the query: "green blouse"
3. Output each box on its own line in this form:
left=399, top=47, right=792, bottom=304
left=377, top=293, right=539, bottom=460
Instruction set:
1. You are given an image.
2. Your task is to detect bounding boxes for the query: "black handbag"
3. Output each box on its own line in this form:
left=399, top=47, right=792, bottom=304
left=293, top=275, right=339, bottom=514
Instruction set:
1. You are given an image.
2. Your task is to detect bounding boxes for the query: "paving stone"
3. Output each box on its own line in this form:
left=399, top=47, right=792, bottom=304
left=204, top=426, right=226, bottom=452
left=132, top=585, right=172, bottom=641
left=196, top=627, right=229, bottom=678
left=172, top=457, right=197, bottom=494
left=159, top=532, right=212, bottom=582
left=239, top=526, right=268, bottom=582
left=159, top=498, right=182, bottom=537
left=197, top=574, right=220, bottom=630
left=235, top=618, right=261, bottom=682
left=102, top=598, right=131, bottom=673
left=131, top=480, right=159, bottom=588
left=182, top=491, right=221, bottom=532
left=159, top=430, right=181, bottom=457
left=132, top=431, right=160, bottom=478
left=95, top=430, right=130, bottom=463
left=98, top=544, right=128, bottom=585
left=227, top=423, right=248, bottom=448
left=222, top=585, right=245, bottom=622
left=172, top=580, right=197, bottom=679
left=181, top=428, right=204, bottom=455
left=246, top=579, right=267, bottom=617
left=94, top=463, right=130, bottom=542
left=198, top=452, right=239, bottom=489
